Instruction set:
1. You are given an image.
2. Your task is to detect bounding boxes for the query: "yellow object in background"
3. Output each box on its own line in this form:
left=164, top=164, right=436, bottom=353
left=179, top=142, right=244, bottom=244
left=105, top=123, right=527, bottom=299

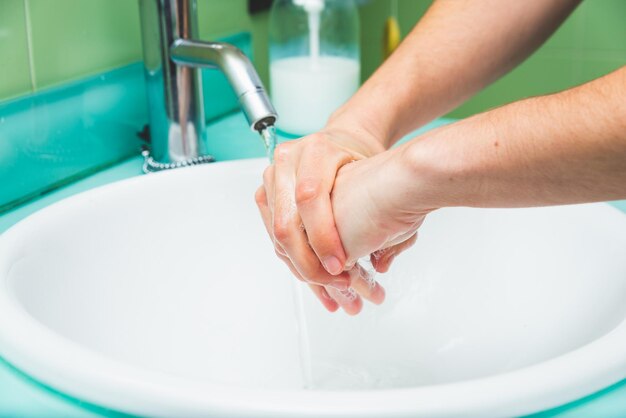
left=383, top=16, right=401, bottom=59
left=383, top=0, right=401, bottom=59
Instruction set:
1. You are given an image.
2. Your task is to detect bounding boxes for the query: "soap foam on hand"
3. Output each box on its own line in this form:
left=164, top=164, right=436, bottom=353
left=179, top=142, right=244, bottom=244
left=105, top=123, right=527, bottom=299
left=270, top=56, right=360, bottom=136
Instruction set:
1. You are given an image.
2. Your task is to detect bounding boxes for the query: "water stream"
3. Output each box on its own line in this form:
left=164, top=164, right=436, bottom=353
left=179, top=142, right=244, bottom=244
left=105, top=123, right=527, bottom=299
left=260, top=126, right=314, bottom=389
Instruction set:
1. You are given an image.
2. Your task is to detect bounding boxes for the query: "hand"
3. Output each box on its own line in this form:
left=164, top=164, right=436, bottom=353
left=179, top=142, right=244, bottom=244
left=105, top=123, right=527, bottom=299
left=330, top=145, right=434, bottom=269
left=255, top=124, right=387, bottom=315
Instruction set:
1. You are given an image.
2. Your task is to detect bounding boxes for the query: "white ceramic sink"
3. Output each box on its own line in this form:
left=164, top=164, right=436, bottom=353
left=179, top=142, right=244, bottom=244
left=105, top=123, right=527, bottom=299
left=1, top=158, right=626, bottom=418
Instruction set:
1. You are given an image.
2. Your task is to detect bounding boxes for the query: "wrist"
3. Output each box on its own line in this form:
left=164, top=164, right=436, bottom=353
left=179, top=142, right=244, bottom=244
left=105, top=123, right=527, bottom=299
left=322, top=118, right=387, bottom=158
left=396, top=120, right=479, bottom=210
left=326, top=105, right=394, bottom=153
left=399, top=113, right=503, bottom=210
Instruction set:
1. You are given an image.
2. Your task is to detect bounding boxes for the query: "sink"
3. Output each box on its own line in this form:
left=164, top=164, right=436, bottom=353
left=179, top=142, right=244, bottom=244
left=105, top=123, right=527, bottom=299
left=1, top=158, right=626, bottom=418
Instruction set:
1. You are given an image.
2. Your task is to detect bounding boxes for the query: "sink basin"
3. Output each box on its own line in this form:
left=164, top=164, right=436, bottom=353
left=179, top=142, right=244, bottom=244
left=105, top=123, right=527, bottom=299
left=1, top=158, right=626, bottom=418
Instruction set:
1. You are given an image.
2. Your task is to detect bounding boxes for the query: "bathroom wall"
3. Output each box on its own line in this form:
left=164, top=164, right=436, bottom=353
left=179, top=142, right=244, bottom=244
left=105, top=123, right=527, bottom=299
left=358, top=0, right=626, bottom=119
left=2, top=0, right=624, bottom=114
left=0, top=0, right=268, bottom=102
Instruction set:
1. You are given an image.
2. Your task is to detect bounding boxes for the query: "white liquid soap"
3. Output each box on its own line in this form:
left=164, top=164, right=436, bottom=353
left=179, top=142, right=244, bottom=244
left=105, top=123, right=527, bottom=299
left=271, top=56, right=360, bottom=136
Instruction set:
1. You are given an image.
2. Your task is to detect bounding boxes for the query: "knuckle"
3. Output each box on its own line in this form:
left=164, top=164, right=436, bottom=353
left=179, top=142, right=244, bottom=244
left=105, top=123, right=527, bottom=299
left=273, top=142, right=293, bottom=163
left=254, top=187, right=267, bottom=206
left=302, top=264, right=329, bottom=284
left=262, top=166, right=274, bottom=184
left=272, top=220, right=291, bottom=243
left=295, top=179, right=322, bottom=206
left=305, top=134, right=332, bottom=153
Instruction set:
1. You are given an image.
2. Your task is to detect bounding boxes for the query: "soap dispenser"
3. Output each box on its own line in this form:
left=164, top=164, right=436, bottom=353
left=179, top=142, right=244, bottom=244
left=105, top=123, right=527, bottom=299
left=269, top=0, right=360, bottom=136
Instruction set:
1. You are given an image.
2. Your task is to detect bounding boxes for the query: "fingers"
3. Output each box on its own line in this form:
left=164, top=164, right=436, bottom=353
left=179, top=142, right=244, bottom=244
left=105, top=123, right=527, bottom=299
left=259, top=183, right=387, bottom=313
left=326, top=287, right=363, bottom=316
left=308, top=284, right=339, bottom=312
left=258, top=137, right=402, bottom=316
left=257, top=185, right=340, bottom=313
left=348, top=265, right=386, bottom=305
left=262, top=164, right=276, bottom=221
left=272, top=143, right=351, bottom=290
left=258, top=181, right=397, bottom=314
left=255, top=186, right=302, bottom=280
left=371, top=233, right=418, bottom=273
left=295, top=141, right=354, bottom=275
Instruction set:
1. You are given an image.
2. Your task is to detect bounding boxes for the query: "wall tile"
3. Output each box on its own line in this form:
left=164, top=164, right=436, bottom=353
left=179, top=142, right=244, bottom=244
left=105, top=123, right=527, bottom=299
left=397, top=0, right=431, bottom=37
left=28, top=0, right=142, bottom=89
left=197, top=0, right=251, bottom=38
left=449, top=1, right=626, bottom=118
left=579, top=0, right=626, bottom=52
left=197, top=0, right=270, bottom=86
left=578, top=56, right=626, bottom=85
left=542, top=2, right=584, bottom=51
left=0, top=0, right=32, bottom=99
left=358, top=0, right=389, bottom=81
left=449, top=49, right=576, bottom=118
left=249, top=10, right=270, bottom=89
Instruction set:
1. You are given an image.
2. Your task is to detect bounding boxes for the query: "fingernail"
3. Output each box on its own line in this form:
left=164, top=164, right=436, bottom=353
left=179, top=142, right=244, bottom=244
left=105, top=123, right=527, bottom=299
left=329, top=278, right=350, bottom=291
left=322, top=256, right=343, bottom=275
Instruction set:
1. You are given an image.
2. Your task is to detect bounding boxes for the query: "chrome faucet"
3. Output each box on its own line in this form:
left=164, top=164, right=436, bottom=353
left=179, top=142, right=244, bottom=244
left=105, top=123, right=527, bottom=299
left=138, top=0, right=277, bottom=171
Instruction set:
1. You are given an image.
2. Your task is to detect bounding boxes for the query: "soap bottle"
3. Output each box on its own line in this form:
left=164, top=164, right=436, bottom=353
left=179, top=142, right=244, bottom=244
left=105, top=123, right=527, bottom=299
left=269, top=0, right=360, bottom=136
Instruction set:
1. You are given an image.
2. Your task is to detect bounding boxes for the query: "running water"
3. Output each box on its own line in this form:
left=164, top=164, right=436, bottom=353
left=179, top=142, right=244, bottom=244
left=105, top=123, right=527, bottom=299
left=259, top=126, right=314, bottom=389
left=260, top=125, right=277, bottom=162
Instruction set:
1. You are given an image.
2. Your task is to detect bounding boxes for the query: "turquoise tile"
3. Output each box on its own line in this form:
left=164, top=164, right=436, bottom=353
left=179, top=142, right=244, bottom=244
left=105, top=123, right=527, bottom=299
left=0, top=0, right=32, bottom=100
left=0, top=357, right=117, bottom=418
left=612, top=200, right=626, bottom=213
left=526, top=379, right=626, bottom=417
left=0, top=64, right=147, bottom=212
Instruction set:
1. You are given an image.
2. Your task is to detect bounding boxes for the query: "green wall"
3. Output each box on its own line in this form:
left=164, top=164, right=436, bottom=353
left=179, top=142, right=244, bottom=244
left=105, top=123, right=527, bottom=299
left=0, top=0, right=269, bottom=100
left=358, top=0, right=626, bottom=119
left=1, top=0, right=625, bottom=117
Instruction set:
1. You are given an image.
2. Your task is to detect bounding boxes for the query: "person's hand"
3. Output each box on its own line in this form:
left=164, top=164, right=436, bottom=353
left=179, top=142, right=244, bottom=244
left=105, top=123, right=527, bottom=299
left=330, top=144, right=435, bottom=270
left=255, top=122, right=387, bottom=315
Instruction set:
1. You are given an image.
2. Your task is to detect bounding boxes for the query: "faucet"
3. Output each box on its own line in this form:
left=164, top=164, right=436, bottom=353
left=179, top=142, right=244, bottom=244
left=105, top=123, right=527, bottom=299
left=138, top=0, right=277, bottom=171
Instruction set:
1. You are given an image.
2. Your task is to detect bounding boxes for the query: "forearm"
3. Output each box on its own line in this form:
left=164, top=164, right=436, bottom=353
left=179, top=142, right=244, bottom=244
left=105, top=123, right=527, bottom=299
left=400, top=67, right=626, bottom=209
left=331, top=0, right=580, bottom=148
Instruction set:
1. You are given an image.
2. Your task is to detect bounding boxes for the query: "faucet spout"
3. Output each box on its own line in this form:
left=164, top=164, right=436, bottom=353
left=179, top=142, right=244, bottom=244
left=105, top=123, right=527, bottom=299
left=171, top=40, right=277, bottom=132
